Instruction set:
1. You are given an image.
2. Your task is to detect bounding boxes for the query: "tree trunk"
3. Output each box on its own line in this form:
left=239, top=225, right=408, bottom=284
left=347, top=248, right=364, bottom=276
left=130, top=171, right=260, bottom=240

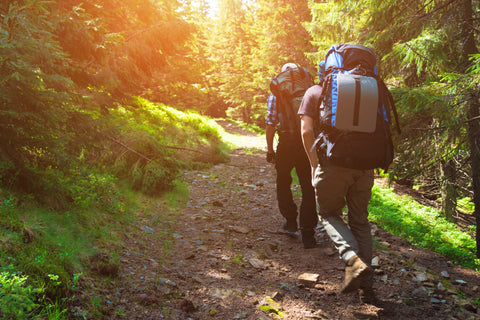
left=440, top=159, right=456, bottom=222
left=460, top=0, right=480, bottom=258
left=467, top=95, right=480, bottom=258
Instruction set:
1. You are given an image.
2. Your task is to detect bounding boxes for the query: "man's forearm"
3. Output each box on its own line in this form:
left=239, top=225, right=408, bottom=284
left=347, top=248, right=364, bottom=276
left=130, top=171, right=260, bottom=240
left=265, top=125, right=276, bottom=153
left=300, top=116, right=318, bottom=169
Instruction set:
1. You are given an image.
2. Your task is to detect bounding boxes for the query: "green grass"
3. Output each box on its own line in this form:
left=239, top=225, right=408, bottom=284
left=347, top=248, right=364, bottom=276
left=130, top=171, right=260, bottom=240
left=369, top=184, right=479, bottom=270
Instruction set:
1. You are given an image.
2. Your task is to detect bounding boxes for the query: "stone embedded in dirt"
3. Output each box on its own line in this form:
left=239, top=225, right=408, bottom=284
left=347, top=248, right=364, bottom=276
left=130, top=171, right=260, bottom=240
left=249, top=258, right=266, bottom=269
left=192, top=276, right=203, bottom=284
left=455, top=279, right=467, bottom=285
left=157, top=277, right=178, bottom=288
left=412, top=287, right=430, bottom=299
left=230, top=225, right=250, bottom=234
left=304, top=309, right=331, bottom=319
left=141, top=225, right=154, bottom=234
left=233, top=312, right=249, bottom=319
left=271, top=291, right=283, bottom=301
left=196, top=245, right=208, bottom=252
left=441, top=270, right=450, bottom=278
left=298, top=273, right=319, bottom=287
left=279, top=282, right=295, bottom=292
left=371, top=256, right=380, bottom=267
left=437, top=282, right=446, bottom=292
left=430, top=297, right=445, bottom=304
left=210, top=288, right=240, bottom=300
left=154, top=278, right=178, bottom=296
left=156, top=285, right=172, bottom=295
left=414, top=272, right=428, bottom=282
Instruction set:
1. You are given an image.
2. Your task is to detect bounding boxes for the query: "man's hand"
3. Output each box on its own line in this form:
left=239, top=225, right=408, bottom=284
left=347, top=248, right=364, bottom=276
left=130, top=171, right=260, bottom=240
left=311, top=166, right=316, bottom=187
left=266, top=151, right=276, bottom=164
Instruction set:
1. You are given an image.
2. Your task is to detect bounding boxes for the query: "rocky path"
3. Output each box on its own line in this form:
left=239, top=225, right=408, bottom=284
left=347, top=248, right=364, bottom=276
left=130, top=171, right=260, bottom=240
left=102, top=121, right=480, bottom=320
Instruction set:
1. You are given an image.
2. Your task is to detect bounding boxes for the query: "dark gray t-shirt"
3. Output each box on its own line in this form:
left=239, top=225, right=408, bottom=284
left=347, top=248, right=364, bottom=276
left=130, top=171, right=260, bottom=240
left=297, top=84, right=323, bottom=119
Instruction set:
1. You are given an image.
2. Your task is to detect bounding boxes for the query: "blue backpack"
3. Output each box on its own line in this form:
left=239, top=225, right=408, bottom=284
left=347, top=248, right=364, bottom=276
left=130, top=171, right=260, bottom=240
left=314, top=44, right=400, bottom=171
left=270, top=66, right=314, bottom=134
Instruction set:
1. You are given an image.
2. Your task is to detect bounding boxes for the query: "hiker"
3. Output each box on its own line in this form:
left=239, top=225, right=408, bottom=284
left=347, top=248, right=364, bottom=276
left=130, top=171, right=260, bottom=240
left=266, top=62, right=319, bottom=249
left=298, top=78, right=377, bottom=303
left=298, top=44, right=399, bottom=303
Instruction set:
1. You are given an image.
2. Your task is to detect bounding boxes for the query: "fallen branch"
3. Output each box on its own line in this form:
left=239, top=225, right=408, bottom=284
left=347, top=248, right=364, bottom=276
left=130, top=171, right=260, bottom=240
left=165, top=145, right=210, bottom=155
left=108, top=136, right=152, bottom=162
left=108, top=136, right=210, bottom=162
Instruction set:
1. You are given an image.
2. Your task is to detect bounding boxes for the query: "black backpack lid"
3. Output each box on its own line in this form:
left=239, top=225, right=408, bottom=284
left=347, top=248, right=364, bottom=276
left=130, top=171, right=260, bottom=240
left=332, top=44, right=377, bottom=71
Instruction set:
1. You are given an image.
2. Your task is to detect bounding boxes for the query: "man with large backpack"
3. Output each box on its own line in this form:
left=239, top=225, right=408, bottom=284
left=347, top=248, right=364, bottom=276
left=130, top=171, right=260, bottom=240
left=298, top=44, right=399, bottom=303
left=266, top=62, right=319, bottom=249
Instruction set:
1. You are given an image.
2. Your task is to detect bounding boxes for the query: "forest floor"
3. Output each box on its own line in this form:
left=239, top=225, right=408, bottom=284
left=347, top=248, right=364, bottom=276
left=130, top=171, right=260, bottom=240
left=89, top=120, right=480, bottom=320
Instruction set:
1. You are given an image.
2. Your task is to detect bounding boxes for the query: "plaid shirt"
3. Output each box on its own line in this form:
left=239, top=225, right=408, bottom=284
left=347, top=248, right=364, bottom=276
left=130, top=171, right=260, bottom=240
left=265, top=92, right=279, bottom=126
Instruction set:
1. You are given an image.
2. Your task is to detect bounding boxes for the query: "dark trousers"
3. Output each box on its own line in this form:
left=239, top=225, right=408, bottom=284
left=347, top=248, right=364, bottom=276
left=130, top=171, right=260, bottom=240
left=275, top=134, right=318, bottom=231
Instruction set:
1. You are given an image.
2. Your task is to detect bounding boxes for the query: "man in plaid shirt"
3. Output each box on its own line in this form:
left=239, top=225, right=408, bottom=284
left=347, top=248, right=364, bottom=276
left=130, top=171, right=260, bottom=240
left=265, top=63, right=318, bottom=249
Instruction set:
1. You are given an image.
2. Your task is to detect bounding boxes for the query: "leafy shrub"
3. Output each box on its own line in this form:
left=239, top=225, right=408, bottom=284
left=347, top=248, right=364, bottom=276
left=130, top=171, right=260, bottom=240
left=59, top=168, right=125, bottom=213
left=0, top=270, right=41, bottom=319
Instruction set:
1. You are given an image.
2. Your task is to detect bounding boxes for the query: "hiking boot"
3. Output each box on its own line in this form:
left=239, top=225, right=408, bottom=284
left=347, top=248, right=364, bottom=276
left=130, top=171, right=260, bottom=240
left=282, top=221, right=298, bottom=233
left=359, top=287, right=378, bottom=305
left=301, top=229, right=317, bottom=249
left=340, top=255, right=373, bottom=294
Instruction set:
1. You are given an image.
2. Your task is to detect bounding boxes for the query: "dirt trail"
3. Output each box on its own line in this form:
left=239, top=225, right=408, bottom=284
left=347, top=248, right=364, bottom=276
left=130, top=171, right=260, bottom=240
left=101, top=121, right=480, bottom=320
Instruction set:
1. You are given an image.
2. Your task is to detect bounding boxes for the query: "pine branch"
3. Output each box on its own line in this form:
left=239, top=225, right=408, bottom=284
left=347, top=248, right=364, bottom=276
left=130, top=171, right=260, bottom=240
left=404, top=43, right=458, bottom=74
left=415, top=0, right=458, bottom=21
left=410, top=116, right=480, bottom=132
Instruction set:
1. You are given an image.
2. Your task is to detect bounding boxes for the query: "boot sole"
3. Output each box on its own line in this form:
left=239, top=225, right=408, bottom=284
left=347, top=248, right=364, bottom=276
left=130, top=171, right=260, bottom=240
left=340, top=264, right=373, bottom=294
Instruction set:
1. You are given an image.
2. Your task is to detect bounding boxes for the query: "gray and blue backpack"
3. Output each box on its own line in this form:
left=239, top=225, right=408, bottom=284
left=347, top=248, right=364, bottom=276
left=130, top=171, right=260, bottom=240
left=270, top=65, right=314, bottom=134
left=314, top=44, right=400, bottom=171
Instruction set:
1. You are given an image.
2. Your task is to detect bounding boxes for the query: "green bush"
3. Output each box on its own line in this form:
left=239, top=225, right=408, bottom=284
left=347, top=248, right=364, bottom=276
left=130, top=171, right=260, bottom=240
left=0, top=270, right=41, bottom=319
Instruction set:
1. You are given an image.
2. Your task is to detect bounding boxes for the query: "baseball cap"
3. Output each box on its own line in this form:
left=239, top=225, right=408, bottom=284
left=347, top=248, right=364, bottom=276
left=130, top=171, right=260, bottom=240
left=281, top=62, right=297, bottom=72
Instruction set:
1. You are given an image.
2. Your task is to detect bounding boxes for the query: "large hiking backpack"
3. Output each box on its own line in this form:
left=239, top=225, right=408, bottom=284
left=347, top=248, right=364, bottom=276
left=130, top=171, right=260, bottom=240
left=314, top=44, right=400, bottom=171
left=270, top=66, right=314, bottom=134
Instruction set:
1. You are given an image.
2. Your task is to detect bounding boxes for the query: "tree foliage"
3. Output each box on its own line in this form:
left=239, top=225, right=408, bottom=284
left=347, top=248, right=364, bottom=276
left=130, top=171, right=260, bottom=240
left=0, top=0, right=219, bottom=202
left=203, top=0, right=316, bottom=126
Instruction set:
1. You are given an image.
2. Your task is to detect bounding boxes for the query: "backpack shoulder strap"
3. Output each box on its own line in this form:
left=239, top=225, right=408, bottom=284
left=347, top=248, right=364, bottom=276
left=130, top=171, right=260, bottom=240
left=378, top=79, right=401, bottom=134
